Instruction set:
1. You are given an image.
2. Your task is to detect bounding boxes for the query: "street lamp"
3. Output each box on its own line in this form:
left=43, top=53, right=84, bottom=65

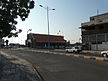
left=27, top=29, right=32, bottom=34
left=40, top=5, right=55, bottom=49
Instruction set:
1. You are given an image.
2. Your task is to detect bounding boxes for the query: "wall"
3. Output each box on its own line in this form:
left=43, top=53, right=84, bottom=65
left=91, top=42, right=108, bottom=50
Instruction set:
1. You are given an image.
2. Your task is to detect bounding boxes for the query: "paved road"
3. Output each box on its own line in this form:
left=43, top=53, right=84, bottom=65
left=2, top=49, right=108, bottom=81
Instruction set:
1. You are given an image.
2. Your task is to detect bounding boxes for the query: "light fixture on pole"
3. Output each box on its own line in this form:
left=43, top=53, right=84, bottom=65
left=40, top=5, right=55, bottom=49
left=27, top=29, right=32, bottom=34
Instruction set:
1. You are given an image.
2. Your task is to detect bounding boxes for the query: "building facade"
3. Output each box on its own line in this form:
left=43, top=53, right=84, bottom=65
left=0, top=38, right=4, bottom=48
left=26, top=33, right=68, bottom=49
left=81, top=13, right=108, bottom=50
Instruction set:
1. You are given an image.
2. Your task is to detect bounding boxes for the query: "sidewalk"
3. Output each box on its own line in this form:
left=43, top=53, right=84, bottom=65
left=0, top=51, right=43, bottom=81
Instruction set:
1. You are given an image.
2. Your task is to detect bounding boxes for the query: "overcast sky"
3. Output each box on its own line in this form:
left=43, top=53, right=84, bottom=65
left=5, top=0, right=108, bottom=44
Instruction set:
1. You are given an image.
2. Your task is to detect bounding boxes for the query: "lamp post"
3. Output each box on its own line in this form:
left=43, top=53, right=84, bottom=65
left=40, top=5, right=55, bottom=49
left=27, top=29, right=32, bottom=34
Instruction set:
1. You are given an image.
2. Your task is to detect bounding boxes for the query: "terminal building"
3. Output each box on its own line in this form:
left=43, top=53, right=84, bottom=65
left=26, top=33, right=68, bottom=49
left=81, top=13, right=108, bottom=50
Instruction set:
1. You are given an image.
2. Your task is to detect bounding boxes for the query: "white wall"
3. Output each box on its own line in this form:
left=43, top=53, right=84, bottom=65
left=91, top=42, right=108, bottom=50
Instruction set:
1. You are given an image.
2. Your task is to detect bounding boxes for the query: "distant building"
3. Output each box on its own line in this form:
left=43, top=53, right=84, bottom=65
left=81, top=13, right=108, bottom=50
left=26, top=33, right=68, bottom=49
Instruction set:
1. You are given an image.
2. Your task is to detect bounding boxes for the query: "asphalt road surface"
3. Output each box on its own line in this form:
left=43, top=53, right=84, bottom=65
left=1, top=49, right=108, bottom=81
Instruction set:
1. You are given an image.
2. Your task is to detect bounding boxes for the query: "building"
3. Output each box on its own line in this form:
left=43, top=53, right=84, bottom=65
left=81, top=13, right=108, bottom=50
left=26, top=33, right=68, bottom=49
left=0, top=38, right=4, bottom=48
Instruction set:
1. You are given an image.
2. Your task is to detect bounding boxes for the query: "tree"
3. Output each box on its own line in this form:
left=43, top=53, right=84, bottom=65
left=0, top=0, right=35, bottom=38
left=5, top=40, right=9, bottom=46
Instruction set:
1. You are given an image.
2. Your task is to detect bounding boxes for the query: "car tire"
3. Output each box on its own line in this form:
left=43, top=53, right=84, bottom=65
left=77, top=51, right=80, bottom=54
left=102, top=53, right=108, bottom=57
left=73, top=51, right=75, bottom=53
left=66, top=50, right=69, bottom=53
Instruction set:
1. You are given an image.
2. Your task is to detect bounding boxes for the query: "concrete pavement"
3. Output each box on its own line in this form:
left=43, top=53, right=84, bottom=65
left=0, top=50, right=43, bottom=81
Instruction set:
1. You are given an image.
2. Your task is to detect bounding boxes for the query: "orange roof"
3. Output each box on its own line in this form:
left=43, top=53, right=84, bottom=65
left=32, top=34, right=66, bottom=43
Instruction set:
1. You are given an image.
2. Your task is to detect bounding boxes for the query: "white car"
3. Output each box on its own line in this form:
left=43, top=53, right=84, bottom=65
left=101, top=51, right=108, bottom=57
left=66, top=47, right=82, bottom=53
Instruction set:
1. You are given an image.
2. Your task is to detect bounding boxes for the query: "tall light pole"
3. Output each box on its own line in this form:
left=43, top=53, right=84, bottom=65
left=40, top=5, right=55, bottom=49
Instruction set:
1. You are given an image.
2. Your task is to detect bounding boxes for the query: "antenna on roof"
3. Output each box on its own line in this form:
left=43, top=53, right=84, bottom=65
left=97, top=9, right=99, bottom=15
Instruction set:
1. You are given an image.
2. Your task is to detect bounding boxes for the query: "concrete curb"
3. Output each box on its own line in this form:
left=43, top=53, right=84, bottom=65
left=31, top=50, right=108, bottom=62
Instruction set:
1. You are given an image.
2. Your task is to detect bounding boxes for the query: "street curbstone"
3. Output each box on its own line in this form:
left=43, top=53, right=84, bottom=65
left=70, top=54, right=74, bottom=56
left=103, top=58, right=108, bottom=62
left=95, top=57, right=105, bottom=61
left=51, top=52, right=54, bottom=54
left=73, top=55, right=80, bottom=58
left=47, top=52, right=108, bottom=62
left=65, top=54, right=72, bottom=56
left=59, top=53, right=65, bottom=55
left=84, top=56, right=92, bottom=59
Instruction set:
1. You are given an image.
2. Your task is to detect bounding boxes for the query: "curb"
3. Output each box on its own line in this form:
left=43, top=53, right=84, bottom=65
left=32, top=50, right=108, bottom=62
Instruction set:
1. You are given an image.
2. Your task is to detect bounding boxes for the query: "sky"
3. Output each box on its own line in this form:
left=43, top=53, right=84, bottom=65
left=5, top=0, right=108, bottom=44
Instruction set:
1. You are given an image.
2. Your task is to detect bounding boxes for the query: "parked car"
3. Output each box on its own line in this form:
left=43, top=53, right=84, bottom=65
left=101, top=51, right=108, bottom=57
left=65, top=46, right=82, bottom=53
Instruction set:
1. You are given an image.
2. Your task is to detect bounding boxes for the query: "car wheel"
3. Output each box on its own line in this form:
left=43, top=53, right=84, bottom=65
left=77, top=51, right=80, bottom=54
left=73, top=51, right=75, bottom=53
left=66, top=50, right=70, bottom=53
left=102, top=53, right=108, bottom=57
